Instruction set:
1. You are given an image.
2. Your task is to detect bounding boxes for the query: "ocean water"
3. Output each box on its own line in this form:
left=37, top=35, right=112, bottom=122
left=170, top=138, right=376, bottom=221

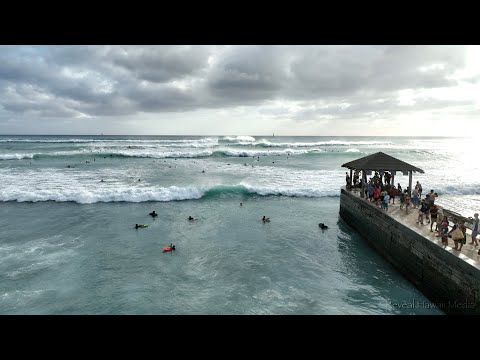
left=2, top=135, right=476, bottom=315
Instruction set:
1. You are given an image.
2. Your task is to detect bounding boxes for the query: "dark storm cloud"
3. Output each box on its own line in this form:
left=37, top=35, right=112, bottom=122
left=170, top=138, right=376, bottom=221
left=207, top=45, right=286, bottom=100
left=106, top=45, right=212, bottom=83
left=126, top=85, right=198, bottom=112
left=0, top=45, right=475, bottom=120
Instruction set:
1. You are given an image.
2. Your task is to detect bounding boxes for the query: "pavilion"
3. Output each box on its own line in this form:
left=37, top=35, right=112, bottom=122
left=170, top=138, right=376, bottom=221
left=341, top=152, right=424, bottom=196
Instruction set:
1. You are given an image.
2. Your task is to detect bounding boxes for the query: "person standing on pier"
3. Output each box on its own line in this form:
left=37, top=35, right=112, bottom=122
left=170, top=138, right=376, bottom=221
left=404, top=191, right=411, bottom=214
left=415, top=181, right=423, bottom=198
left=440, top=216, right=449, bottom=245
left=469, top=213, right=479, bottom=246
left=389, top=186, right=397, bottom=205
left=412, top=188, right=420, bottom=209
left=436, top=208, right=444, bottom=233
left=382, top=193, right=390, bottom=211
left=384, top=172, right=391, bottom=185
left=428, top=190, right=438, bottom=202
left=430, top=203, right=438, bottom=232
left=417, top=199, right=428, bottom=225
left=373, top=186, right=381, bottom=205
left=458, top=221, right=467, bottom=251
left=449, top=220, right=464, bottom=251
left=368, top=182, right=374, bottom=201
left=424, top=195, right=432, bottom=224
left=399, top=191, right=405, bottom=210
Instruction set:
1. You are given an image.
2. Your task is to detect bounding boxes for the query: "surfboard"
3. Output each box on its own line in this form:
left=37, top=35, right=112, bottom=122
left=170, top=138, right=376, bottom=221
left=136, top=224, right=148, bottom=228
left=163, top=246, right=175, bottom=251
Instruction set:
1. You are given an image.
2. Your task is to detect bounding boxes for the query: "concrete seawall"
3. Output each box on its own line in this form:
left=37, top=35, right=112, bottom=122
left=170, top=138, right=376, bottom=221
left=339, top=188, right=480, bottom=314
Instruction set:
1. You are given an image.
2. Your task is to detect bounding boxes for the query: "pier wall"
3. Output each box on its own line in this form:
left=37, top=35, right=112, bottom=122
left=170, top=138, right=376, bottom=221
left=339, top=188, right=480, bottom=314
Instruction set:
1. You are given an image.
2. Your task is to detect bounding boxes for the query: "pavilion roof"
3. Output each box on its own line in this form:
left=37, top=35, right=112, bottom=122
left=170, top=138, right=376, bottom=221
left=341, top=152, right=424, bottom=173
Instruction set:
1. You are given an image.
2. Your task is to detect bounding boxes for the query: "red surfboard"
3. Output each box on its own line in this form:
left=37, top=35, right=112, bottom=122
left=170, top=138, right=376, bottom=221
left=163, top=246, right=175, bottom=251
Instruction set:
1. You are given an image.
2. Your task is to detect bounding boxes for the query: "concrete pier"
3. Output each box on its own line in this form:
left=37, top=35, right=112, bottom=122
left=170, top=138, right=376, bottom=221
left=339, top=188, right=480, bottom=314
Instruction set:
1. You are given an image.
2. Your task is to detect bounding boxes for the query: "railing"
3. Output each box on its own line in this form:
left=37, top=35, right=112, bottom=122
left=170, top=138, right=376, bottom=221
left=441, top=208, right=474, bottom=231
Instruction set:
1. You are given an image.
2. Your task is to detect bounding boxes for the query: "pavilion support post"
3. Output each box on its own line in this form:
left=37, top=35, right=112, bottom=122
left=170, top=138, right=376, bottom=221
left=391, top=172, right=395, bottom=188
left=349, top=169, right=352, bottom=191
left=408, top=171, right=413, bottom=196
left=362, top=169, right=367, bottom=198
left=359, top=170, right=363, bottom=198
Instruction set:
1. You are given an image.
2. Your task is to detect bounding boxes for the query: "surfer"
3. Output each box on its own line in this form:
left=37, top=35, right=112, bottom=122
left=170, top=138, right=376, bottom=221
left=163, top=244, right=176, bottom=252
left=149, top=211, right=158, bottom=217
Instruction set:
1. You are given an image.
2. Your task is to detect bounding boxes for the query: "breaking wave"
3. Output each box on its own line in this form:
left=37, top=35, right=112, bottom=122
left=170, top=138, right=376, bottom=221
left=0, top=183, right=339, bottom=204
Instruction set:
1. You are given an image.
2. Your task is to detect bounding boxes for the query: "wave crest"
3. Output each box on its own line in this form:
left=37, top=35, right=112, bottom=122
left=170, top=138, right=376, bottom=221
left=0, top=183, right=339, bottom=204
left=222, top=136, right=256, bottom=143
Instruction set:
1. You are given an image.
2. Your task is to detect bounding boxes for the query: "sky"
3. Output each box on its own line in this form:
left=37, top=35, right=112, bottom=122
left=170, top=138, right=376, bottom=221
left=0, top=45, right=479, bottom=136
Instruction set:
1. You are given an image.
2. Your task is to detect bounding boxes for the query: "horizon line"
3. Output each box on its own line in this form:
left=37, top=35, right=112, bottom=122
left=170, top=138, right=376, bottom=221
left=0, top=134, right=469, bottom=138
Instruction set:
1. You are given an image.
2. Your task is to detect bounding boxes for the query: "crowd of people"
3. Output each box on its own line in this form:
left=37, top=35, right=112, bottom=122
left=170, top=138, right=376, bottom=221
left=356, top=171, right=415, bottom=214
left=349, top=171, right=480, bottom=255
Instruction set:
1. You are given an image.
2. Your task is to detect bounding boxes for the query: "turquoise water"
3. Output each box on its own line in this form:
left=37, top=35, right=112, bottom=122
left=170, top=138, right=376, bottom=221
left=3, top=135, right=473, bottom=314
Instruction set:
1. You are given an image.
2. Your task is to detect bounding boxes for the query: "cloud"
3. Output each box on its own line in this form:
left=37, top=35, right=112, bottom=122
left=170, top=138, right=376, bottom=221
left=0, top=45, right=477, bottom=135
left=107, top=45, right=213, bottom=83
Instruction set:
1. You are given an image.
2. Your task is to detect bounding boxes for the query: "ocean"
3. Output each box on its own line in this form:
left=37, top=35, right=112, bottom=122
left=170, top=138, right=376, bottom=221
left=1, top=135, right=476, bottom=314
